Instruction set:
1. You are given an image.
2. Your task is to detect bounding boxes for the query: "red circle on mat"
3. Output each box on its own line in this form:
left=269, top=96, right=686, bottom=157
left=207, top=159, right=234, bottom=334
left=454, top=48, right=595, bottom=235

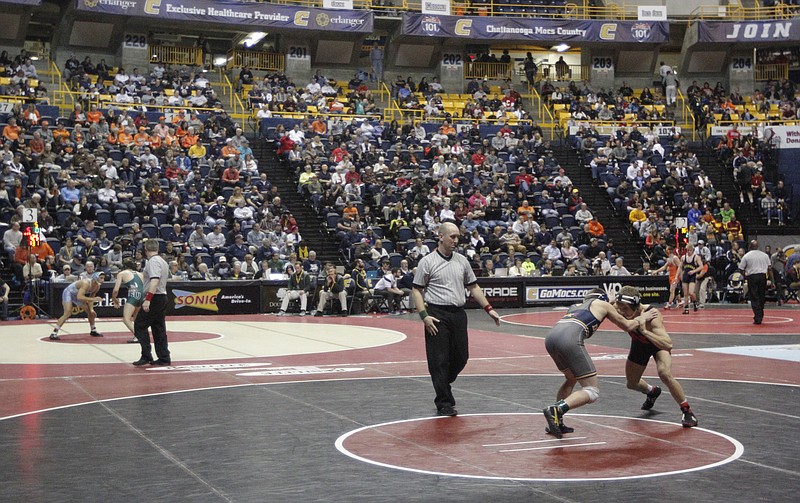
left=503, top=310, right=797, bottom=335
left=337, top=413, right=742, bottom=481
left=42, top=331, right=220, bottom=344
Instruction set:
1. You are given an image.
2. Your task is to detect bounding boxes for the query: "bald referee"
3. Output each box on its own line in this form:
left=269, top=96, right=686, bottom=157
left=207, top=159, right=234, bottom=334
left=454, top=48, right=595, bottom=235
left=412, top=222, right=501, bottom=417
left=133, top=239, right=171, bottom=366
left=739, top=240, right=771, bottom=325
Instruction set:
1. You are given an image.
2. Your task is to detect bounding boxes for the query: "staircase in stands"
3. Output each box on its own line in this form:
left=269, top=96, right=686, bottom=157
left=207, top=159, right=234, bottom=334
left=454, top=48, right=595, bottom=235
left=251, top=136, right=342, bottom=265
left=555, top=144, right=646, bottom=267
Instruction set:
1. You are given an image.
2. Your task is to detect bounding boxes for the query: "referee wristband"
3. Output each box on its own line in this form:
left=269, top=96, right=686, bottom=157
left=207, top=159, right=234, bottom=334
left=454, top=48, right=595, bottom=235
left=484, top=304, right=494, bottom=313
left=145, top=292, right=154, bottom=302
left=418, top=310, right=429, bottom=320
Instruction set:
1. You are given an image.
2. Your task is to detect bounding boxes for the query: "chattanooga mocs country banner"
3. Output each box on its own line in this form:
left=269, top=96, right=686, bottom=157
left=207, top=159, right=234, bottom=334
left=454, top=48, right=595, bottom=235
left=402, top=13, right=668, bottom=43
left=76, top=0, right=373, bottom=33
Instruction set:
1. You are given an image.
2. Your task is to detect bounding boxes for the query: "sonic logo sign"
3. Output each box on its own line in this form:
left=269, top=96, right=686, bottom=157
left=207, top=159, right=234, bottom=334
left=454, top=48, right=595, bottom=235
left=173, top=288, right=220, bottom=312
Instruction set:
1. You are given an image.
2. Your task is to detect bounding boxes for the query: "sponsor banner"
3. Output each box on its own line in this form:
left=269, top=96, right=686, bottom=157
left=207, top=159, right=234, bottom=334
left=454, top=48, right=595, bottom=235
left=568, top=124, right=681, bottom=137
left=168, top=282, right=261, bottom=315
left=75, top=0, right=373, bottom=33
left=261, top=281, right=285, bottom=313
left=402, top=13, right=668, bottom=43
left=467, top=278, right=524, bottom=308
left=3, top=0, right=41, bottom=5
left=524, top=276, right=669, bottom=305
left=50, top=281, right=262, bottom=317
left=697, top=20, right=800, bottom=43
left=422, top=0, right=450, bottom=16
left=709, top=124, right=763, bottom=139
left=764, top=125, right=800, bottom=150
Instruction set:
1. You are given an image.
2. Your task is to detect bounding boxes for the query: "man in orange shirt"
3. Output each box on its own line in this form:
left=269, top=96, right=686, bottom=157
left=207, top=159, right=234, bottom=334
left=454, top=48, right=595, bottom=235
left=221, top=139, right=240, bottom=160
left=134, top=126, right=150, bottom=147
left=310, top=117, right=327, bottom=135
left=517, top=200, right=536, bottom=222
left=180, top=127, right=199, bottom=149
left=586, top=217, right=606, bottom=239
left=117, top=126, right=135, bottom=148
left=53, top=122, right=71, bottom=143
left=86, top=104, right=103, bottom=124
left=2, top=117, right=22, bottom=147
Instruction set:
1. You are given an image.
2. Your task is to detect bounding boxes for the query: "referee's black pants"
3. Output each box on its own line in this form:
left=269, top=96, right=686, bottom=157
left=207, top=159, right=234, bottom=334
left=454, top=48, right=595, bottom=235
left=135, top=294, right=170, bottom=362
left=747, top=273, right=767, bottom=324
left=425, top=304, right=469, bottom=410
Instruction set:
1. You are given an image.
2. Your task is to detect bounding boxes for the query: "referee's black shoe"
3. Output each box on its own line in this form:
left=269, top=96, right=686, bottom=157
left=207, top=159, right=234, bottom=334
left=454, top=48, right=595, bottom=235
left=543, top=406, right=563, bottom=439
left=641, top=386, right=662, bottom=410
left=132, top=358, right=154, bottom=366
left=437, top=405, right=458, bottom=416
left=89, top=330, right=104, bottom=337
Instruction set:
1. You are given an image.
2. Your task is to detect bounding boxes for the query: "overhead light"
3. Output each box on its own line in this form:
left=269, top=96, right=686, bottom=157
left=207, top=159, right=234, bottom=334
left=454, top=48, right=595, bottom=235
left=30, top=56, right=40, bottom=61
left=214, top=56, right=227, bottom=67
left=242, top=32, right=267, bottom=48
left=552, top=44, right=570, bottom=52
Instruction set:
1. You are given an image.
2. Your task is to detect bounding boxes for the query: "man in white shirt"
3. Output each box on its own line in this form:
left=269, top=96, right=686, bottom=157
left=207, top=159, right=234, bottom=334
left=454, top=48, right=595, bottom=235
left=97, top=179, right=118, bottom=209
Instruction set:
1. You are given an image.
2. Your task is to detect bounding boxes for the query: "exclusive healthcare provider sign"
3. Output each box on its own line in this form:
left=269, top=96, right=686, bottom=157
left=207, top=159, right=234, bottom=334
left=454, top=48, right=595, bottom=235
left=75, top=0, right=373, bottom=33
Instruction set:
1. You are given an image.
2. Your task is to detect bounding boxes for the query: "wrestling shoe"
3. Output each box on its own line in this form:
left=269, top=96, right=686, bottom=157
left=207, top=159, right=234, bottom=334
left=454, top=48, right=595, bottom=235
left=692, top=302, right=699, bottom=312
left=641, top=386, right=662, bottom=410
left=49, top=333, right=60, bottom=341
left=89, top=330, right=104, bottom=337
left=543, top=406, right=563, bottom=439
left=545, top=423, right=575, bottom=435
left=681, top=409, right=698, bottom=428
left=683, top=305, right=689, bottom=314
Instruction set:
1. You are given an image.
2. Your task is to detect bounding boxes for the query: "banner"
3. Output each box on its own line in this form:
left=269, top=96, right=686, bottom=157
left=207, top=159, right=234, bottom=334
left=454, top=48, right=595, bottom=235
left=466, top=278, right=524, bottom=309
left=524, top=276, right=669, bottom=305
left=75, top=0, right=373, bottom=33
left=697, top=20, right=800, bottom=43
left=50, top=280, right=263, bottom=318
left=402, top=13, right=668, bottom=43
left=764, top=125, right=800, bottom=150
left=568, top=124, right=681, bottom=137
left=1, top=0, right=41, bottom=5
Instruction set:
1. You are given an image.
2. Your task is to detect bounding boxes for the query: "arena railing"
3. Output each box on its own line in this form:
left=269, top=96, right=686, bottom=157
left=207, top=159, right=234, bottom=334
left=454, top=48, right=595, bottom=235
left=537, top=64, right=590, bottom=84
left=465, top=62, right=513, bottom=81
left=675, top=89, right=697, bottom=141
left=562, top=119, right=677, bottom=138
left=225, top=49, right=285, bottom=73
left=149, top=45, right=203, bottom=67
left=688, top=3, right=794, bottom=22
left=754, top=63, right=789, bottom=82
left=273, top=1, right=641, bottom=19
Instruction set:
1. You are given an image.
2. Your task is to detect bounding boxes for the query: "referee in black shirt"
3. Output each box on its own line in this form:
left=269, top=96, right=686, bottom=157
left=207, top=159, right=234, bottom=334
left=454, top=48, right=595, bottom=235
left=412, top=222, right=501, bottom=416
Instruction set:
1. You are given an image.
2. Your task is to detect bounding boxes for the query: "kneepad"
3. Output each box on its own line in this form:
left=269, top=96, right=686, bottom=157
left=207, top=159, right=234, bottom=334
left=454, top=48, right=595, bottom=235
left=583, top=386, right=600, bottom=403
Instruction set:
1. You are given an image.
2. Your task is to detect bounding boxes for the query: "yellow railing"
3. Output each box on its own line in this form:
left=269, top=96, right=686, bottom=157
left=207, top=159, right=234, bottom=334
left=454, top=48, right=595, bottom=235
left=561, top=119, right=677, bottom=137
left=689, top=4, right=793, bottom=22
left=464, top=62, right=513, bottom=81
left=50, top=90, right=100, bottom=116
left=538, top=64, right=588, bottom=83
left=226, top=50, right=285, bottom=72
left=150, top=45, right=202, bottom=67
left=755, top=63, right=789, bottom=82
left=220, top=71, right=248, bottom=121
left=676, top=89, right=697, bottom=141
left=270, top=1, right=646, bottom=19
left=96, top=101, right=223, bottom=118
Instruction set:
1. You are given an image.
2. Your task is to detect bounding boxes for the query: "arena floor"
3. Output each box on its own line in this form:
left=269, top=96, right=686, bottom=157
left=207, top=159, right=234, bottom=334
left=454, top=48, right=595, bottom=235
left=0, top=305, right=798, bottom=502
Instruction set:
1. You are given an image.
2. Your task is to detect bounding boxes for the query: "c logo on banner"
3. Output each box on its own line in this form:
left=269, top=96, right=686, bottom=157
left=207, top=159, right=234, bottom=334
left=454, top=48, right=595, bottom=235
left=600, top=23, right=617, bottom=40
left=455, top=19, right=472, bottom=36
left=294, top=11, right=310, bottom=26
left=144, top=0, right=162, bottom=15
